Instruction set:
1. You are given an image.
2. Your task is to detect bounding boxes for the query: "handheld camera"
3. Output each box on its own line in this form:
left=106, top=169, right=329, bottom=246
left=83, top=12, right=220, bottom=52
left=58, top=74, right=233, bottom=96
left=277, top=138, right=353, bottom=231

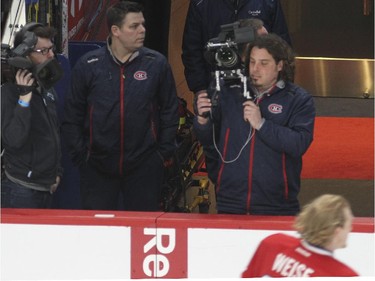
left=204, top=21, right=255, bottom=99
left=1, top=24, right=63, bottom=90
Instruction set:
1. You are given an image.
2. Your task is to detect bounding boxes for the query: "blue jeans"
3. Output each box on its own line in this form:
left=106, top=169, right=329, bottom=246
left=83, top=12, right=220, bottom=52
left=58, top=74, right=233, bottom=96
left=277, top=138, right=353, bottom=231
left=1, top=177, right=52, bottom=208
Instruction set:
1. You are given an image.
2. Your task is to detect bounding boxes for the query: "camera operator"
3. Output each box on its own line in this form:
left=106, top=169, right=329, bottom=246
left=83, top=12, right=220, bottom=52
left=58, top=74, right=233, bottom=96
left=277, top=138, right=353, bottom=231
left=1, top=23, right=63, bottom=208
left=194, top=34, right=315, bottom=215
left=182, top=0, right=291, bottom=185
left=200, top=18, right=268, bottom=186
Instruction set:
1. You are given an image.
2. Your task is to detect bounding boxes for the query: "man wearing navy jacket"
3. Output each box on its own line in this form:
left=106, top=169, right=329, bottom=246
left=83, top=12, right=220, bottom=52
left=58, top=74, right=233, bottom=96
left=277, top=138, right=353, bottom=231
left=182, top=0, right=291, bottom=183
left=194, top=34, right=315, bottom=215
left=62, top=2, right=179, bottom=211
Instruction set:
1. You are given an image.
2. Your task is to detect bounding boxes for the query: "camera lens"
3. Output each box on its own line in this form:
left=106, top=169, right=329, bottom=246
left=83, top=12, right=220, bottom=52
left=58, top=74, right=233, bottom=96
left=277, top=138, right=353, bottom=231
left=33, top=58, right=63, bottom=89
left=38, top=66, right=53, bottom=80
left=216, top=47, right=238, bottom=68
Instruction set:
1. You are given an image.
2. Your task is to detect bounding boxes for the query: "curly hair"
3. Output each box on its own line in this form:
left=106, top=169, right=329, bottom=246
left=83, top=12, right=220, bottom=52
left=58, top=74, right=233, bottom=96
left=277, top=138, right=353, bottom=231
left=244, top=33, right=295, bottom=82
left=294, top=194, right=351, bottom=247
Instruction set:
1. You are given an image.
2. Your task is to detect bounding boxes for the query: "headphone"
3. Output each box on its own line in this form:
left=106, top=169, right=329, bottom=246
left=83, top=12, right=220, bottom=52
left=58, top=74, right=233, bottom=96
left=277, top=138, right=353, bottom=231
left=9, top=22, right=45, bottom=71
left=13, top=22, right=44, bottom=50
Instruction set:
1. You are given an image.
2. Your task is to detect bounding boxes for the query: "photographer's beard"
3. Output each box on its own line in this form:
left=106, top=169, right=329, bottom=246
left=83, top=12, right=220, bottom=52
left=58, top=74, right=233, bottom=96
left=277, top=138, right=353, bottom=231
left=249, top=67, right=282, bottom=93
left=250, top=74, right=278, bottom=93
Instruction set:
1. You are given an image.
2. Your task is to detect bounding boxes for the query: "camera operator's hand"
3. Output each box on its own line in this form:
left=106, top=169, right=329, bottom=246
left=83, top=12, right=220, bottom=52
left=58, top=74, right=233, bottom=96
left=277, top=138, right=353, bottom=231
left=243, top=100, right=264, bottom=130
left=16, top=69, right=34, bottom=102
left=195, top=91, right=211, bottom=125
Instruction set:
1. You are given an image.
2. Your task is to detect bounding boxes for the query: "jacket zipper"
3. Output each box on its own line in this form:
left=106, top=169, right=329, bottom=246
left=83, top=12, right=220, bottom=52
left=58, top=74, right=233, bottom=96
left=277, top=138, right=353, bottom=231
left=234, top=0, right=239, bottom=17
left=282, top=153, right=289, bottom=199
left=41, top=94, right=59, bottom=178
left=88, top=105, right=93, bottom=161
left=22, top=93, right=59, bottom=180
left=119, top=66, right=125, bottom=176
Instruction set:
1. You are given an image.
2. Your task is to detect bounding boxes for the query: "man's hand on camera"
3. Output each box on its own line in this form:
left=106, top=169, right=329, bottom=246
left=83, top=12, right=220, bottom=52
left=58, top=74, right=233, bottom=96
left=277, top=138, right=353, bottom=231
left=16, top=69, right=34, bottom=100
left=195, top=91, right=211, bottom=125
left=243, top=100, right=263, bottom=130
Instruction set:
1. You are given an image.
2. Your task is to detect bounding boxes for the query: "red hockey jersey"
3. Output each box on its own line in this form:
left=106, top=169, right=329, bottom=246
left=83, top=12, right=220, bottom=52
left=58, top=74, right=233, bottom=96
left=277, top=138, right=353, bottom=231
left=242, top=233, right=358, bottom=277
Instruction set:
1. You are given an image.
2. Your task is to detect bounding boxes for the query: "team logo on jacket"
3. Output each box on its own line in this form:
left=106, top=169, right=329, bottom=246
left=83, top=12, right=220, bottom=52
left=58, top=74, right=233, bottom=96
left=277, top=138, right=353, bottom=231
left=134, top=71, right=147, bottom=80
left=46, top=92, right=55, bottom=102
left=268, top=103, right=283, bottom=114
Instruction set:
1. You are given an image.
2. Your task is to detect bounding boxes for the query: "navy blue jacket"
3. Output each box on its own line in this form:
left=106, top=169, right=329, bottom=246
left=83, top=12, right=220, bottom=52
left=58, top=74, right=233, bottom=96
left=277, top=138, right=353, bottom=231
left=62, top=42, right=179, bottom=177
left=182, top=0, right=291, bottom=93
left=193, top=81, right=315, bottom=215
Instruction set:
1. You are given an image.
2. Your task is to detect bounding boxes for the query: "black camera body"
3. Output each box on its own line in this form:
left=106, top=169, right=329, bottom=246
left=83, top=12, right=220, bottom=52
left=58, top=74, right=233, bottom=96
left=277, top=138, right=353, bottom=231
left=205, top=21, right=254, bottom=81
left=205, top=21, right=255, bottom=100
left=1, top=24, right=63, bottom=90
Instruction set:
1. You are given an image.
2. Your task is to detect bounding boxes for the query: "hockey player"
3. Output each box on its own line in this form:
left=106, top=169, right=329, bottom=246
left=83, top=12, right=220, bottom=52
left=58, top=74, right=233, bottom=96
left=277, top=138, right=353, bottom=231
left=242, top=194, right=358, bottom=277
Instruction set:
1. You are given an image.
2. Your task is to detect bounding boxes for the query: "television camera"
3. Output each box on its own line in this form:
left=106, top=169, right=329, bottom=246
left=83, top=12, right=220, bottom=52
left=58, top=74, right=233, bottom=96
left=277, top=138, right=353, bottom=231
left=205, top=21, right=255, bottom=99
left=1, top=28, right=63, bottom=91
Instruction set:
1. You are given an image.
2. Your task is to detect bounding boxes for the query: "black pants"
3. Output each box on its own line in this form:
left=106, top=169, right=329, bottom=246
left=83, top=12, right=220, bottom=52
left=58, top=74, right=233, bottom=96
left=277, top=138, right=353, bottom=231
left=79, top=151, right=165, bottom=211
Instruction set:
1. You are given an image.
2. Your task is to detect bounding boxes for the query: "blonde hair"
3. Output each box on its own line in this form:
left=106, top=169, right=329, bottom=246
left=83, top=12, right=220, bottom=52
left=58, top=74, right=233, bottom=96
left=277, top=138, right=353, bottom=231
left=294, top=194, right=351, bottom=247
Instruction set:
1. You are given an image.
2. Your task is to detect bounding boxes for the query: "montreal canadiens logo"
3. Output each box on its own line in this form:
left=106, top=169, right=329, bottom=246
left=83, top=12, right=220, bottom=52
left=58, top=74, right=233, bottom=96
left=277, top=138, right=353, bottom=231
left=134, top=71, right=147, bottom=80
left=268, top=103, right=283, bottom=114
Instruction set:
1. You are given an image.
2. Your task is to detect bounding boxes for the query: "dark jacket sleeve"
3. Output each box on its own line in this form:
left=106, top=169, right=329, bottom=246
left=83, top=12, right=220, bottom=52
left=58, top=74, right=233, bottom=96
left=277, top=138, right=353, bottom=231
left=257, top=91, right=315, bottom=157
left=157, top=60, right=179, bottom=159
left=2, top=83, right=63, bottom=183
left=193, top=117, right=214, bottom=148
left=61, top=59, right=89, bottom=167
left=181, top=0, right=211, bottom=94
left=1, top=83, right=32, bottom=149
left=192, top=83, right=223, bottom=147
left=267, top=0, right=292, bottom=46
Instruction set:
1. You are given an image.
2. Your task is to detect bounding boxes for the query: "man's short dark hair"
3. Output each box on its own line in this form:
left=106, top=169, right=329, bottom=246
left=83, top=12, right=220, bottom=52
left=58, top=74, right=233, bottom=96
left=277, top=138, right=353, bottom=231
left=106, top=1, right=144, bottom=32
left=13, top=23, right=56, bottom=48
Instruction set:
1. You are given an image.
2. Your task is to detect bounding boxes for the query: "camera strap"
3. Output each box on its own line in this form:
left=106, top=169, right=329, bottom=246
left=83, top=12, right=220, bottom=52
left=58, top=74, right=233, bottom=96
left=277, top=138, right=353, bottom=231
left=16, top=84, right=36, bottom=96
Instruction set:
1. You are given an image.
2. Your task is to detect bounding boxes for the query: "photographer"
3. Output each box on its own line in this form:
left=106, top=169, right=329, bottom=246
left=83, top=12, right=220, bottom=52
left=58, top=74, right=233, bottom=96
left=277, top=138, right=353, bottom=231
left=201, top=19, right=268, bottom=185
left=194, top=34, right=315, bottom=215
left=182, top=0, right=291, bottom=185
left=1, top=23, right=63, bottom=208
